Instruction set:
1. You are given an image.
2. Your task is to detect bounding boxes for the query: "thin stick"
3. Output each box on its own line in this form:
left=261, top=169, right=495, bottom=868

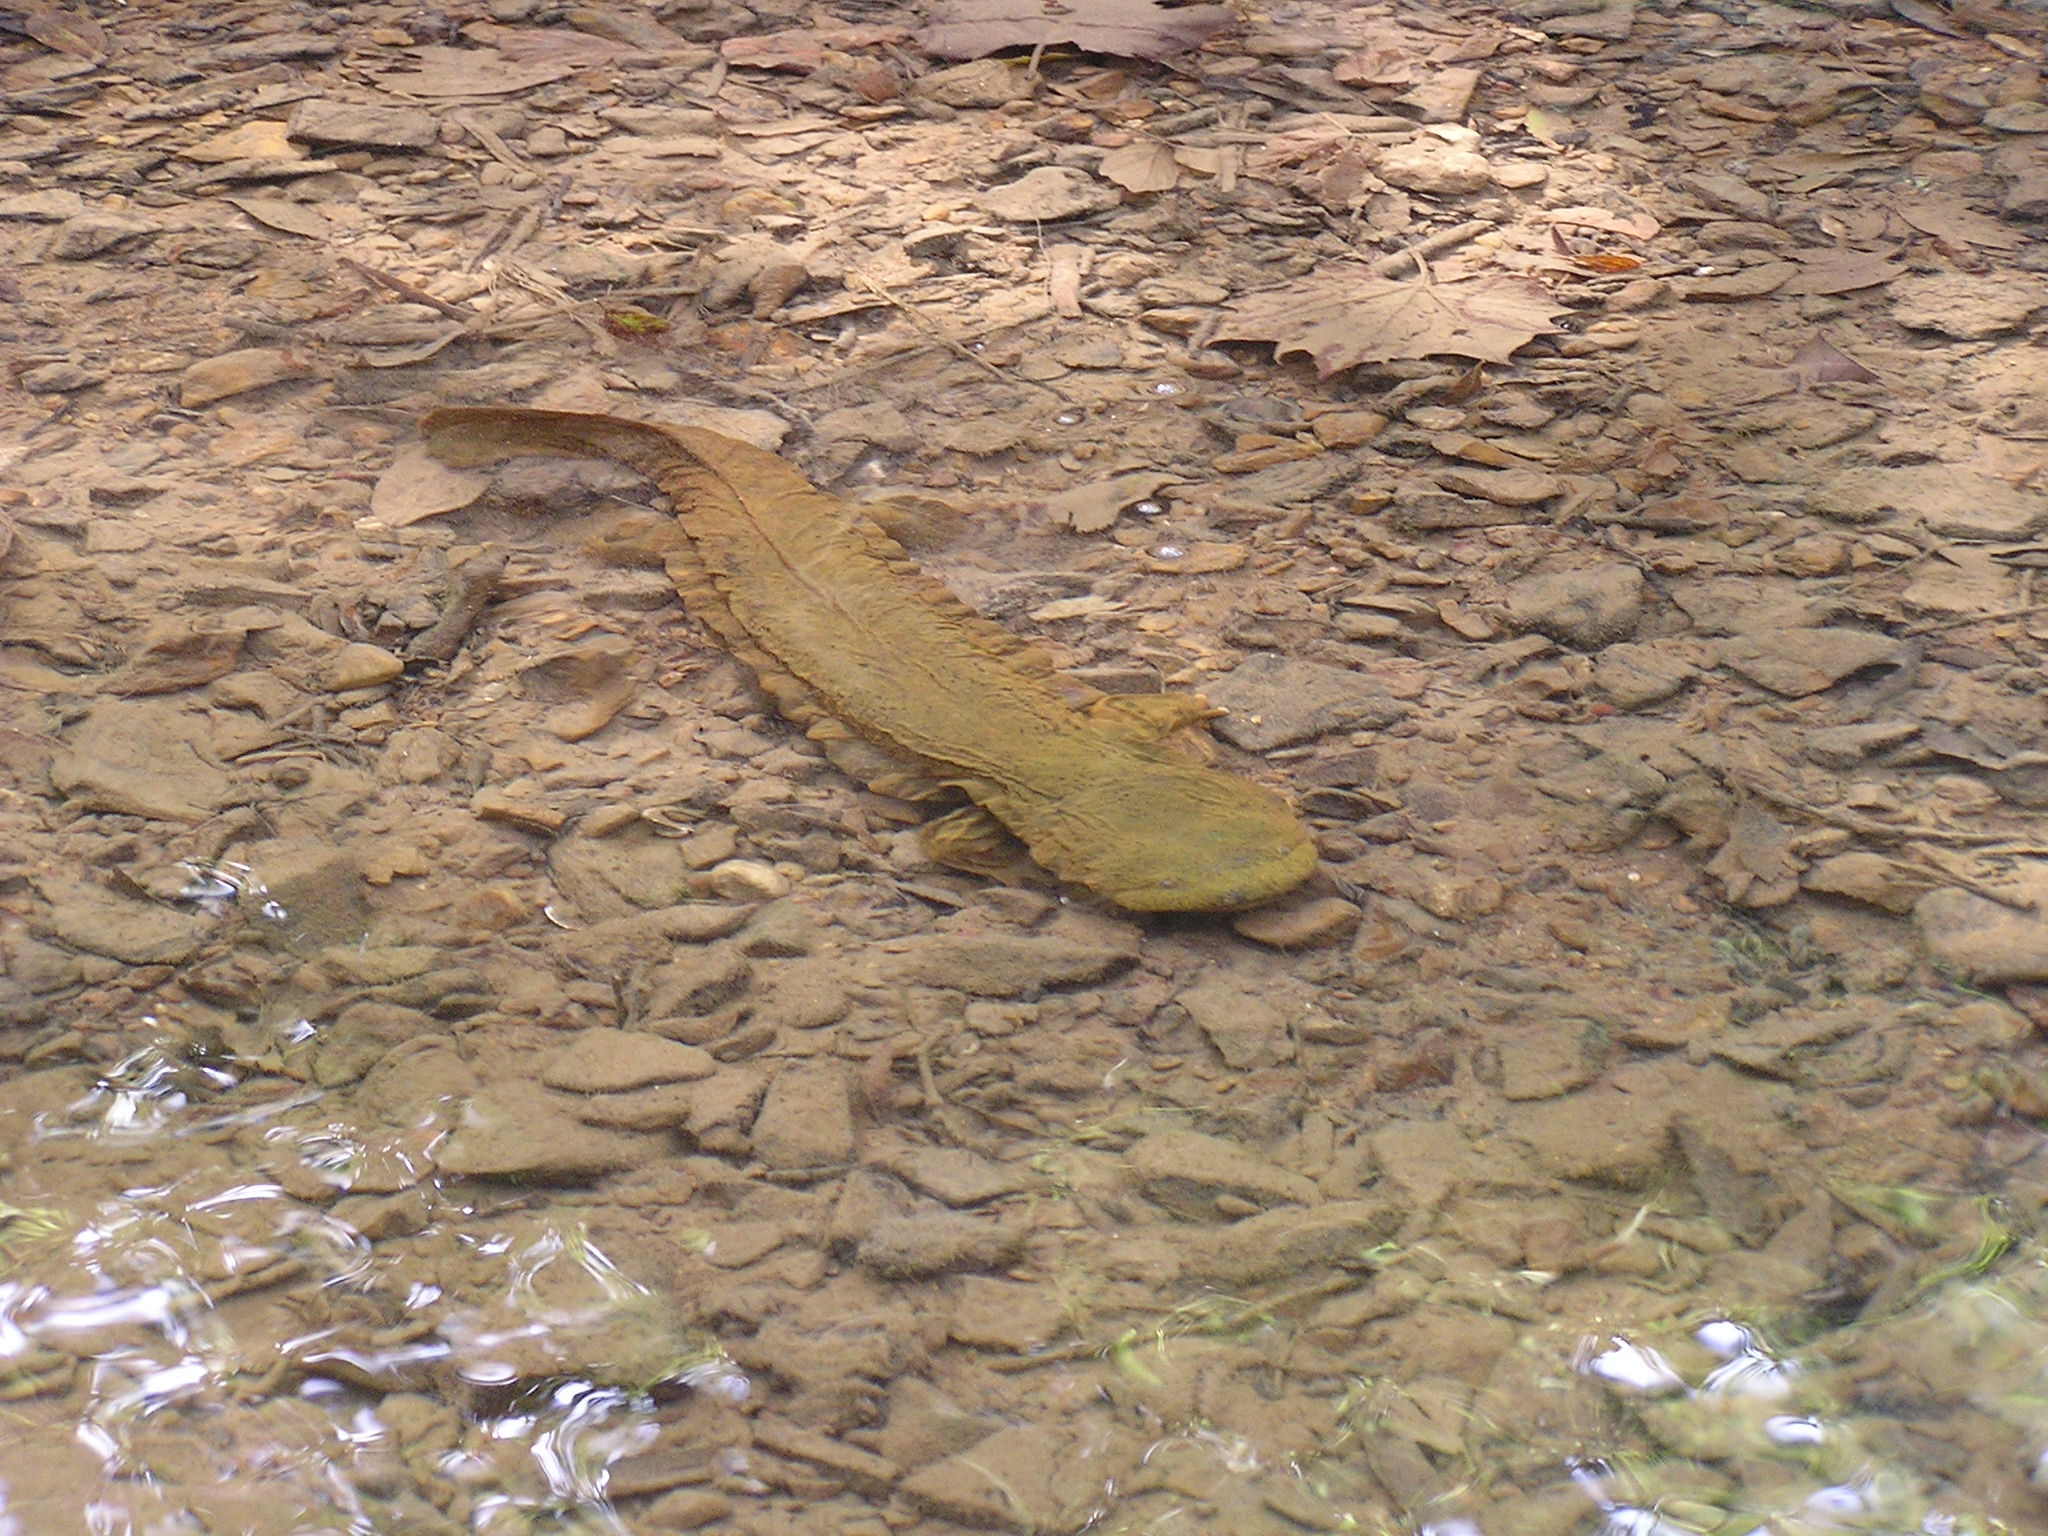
left=1371, top=218, right=1496, bottom=279
left=339, top=257, right=474, bottom=322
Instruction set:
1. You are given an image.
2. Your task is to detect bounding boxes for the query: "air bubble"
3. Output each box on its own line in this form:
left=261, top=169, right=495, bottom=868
left=1055, top=412, right=1082, bottom=426
left=1151, top=544, right=1185, bottom=561
left=1150, top=380, right=1184, bottom=395
left=1132, top=500, right=1166, bottom=517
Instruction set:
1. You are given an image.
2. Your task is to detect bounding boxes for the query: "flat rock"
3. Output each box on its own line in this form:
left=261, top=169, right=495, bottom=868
left=49, top=212, right=157, bottom=259
left=1504, top=564, right=1643, bottom=649
left=1916, top=885, right=2048, bottom=983
left=288, top=97, right=440, bottom=150
left=541, top=1029, right=717, bottom=1093
left=900, top=1425, right=1116, bottom=1534
left=1807, top=464, right=2048, bottom=540
left=750, top=1060, right=855, bottom=1169
left=436, top=1083, right=654, bottom=1179
left=38, top=876, right=215, bottom=965
left=1435, top=466, right=1565, bottom=505
left=1180, top=1198, right=1404, bottom=1286
left=1232, top=895, right=1361, bottom=948
left=1375, top=135, right=1494, bottom=195
left=1176, top=974, right=1294, bottom=1069
left=882, top=931, right=1138, bottom=997
left=871, top=1142, right=1037, bottom=1206
left=1717, top=627, right=1905, bottom=697
left=858, top=1211, right=1029, bottom=1279
left=50, top=699, right=232, bottom=822
left=180, top=347, right=313, bottom=408
left=1891, top=272, right=2048, bottom=338
left=1201, top=654, right=1406, bottom=751
left=1594, top=641, right=1699, bottom=709
left=980, top=166, right=1121, bottom=222
left=549, top=905, right=752, bottom=977
left=1123, top=1129, right=1319, bottom=1215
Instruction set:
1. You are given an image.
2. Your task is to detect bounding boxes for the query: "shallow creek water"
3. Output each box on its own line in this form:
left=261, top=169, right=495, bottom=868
left=14, top=1, right=2048, bottom=1532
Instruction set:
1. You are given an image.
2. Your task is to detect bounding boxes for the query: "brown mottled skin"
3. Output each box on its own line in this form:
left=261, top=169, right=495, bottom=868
left=421, top=407, right=1316, bottom=911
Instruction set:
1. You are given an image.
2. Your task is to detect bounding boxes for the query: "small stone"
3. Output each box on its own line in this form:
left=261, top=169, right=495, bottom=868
left=1497, top=1023, right=1604, bottom=1101
left=750, top=1060, right=855, bottom=1169
left=1717, top=628, right=1904, bottom=697
left=436, top=1084, right=654, bottom=1179
left=883, top=931, right=1138, bottom=997
left=324, top=642, right=404, bottom=691
left=1435, top=466, right=1565, bottom=505
left=1375, top=134, right=1494, bottom=195
left=1779, top=533, right=1849, bottom=576
left=1504, top=564, right=1643, bottom=650
left=1177, top=975, right=1293, bottom=1069
left=472, top=788, right=568, bottom=836
left=18, top=361, right=103, bottom=393
left=1124, top=1129, right=1319, bottom=1214
left=288, top=97, right=440, bottom=150
left=643, top=1489, right=734, bottom=1531
left=542, top=1029, right=717, bottom=1093
left=858, top=1212, right=1027, bottom=1279
left=1803, top=853, right=1929, bottom=914
left=980, top=165, right=1122, bottom=222
left=1201, top=654, right=1407, bottom=751
left=707, top=858, right=790, bottom=901
left=1310, top=410, right=1388, bottom=448
left=39, top=876, right=215, bottom=964
left=1987, top=101, right=2048, bottom=133
left=49, top=212, right=158, bottom=259
left=1917, top=884, right=2048, bottom=983
left=1233, top=896, right=1360, bottom=948
left=1592, top=642, right=1697, bottom=710
left=180, top=347, right=313, bottom=408
left=1891, top=272, right=2048, bottom=338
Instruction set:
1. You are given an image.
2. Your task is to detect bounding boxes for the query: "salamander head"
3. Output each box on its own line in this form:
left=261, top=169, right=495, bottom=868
left=1030, top=769, right=1317, bottom=913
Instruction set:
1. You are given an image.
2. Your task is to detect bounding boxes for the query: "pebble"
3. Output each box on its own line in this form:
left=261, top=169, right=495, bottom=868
left=288, top=97, right=440, bottom=150
left=1233, top=895, right=1361, bottom=949
left=48, top=212, right=157, bottom=259
left=1201, top=654, right=1407, bottom=752
left=881, top=931, right=1138, bottom=997
left=180, top=346, right=313, bottom=408
left=750, top=1060, right=855, bottom=1169
left=541, top=1029, right=717, bottom=1093
left=979, top=165, right=1122, bottom=222
left=1916, top=884, right=2048, bottom=983
left=1503, top=564, right=1644, bottom=650
left=436, top=1084, right=655, bottom=1179
left=1124, top=1129, right=1320, bottom=1214
left=707, top=858, right=790, bottom=901
left=324, top=642, right=405, bottom=691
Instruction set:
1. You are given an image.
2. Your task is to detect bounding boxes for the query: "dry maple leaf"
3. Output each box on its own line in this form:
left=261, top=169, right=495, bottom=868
left=1215, top=268, right=1570, bottom=376
left=919, top=0, right=1233, bottom=63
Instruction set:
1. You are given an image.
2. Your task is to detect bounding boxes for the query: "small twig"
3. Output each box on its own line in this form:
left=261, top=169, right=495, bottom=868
left=339, top=257, right=475, bottom=322
left=1370, top=218, right=1495, bottom=279
left=406, top=548, right=508, bottom=664
left=850, top=275, right=1064, bottom=396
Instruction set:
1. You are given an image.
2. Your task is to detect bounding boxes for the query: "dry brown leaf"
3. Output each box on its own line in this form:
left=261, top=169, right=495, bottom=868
left=919, top=0, right=1233, bottom=63
left=1544, top=205, right=1660, bottom=241
left=1785, top=336, right=1880, bottom=387
left=1215, top=269, right=1569, bottom=376
left=1098, top=141, right=1179, bottom=194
